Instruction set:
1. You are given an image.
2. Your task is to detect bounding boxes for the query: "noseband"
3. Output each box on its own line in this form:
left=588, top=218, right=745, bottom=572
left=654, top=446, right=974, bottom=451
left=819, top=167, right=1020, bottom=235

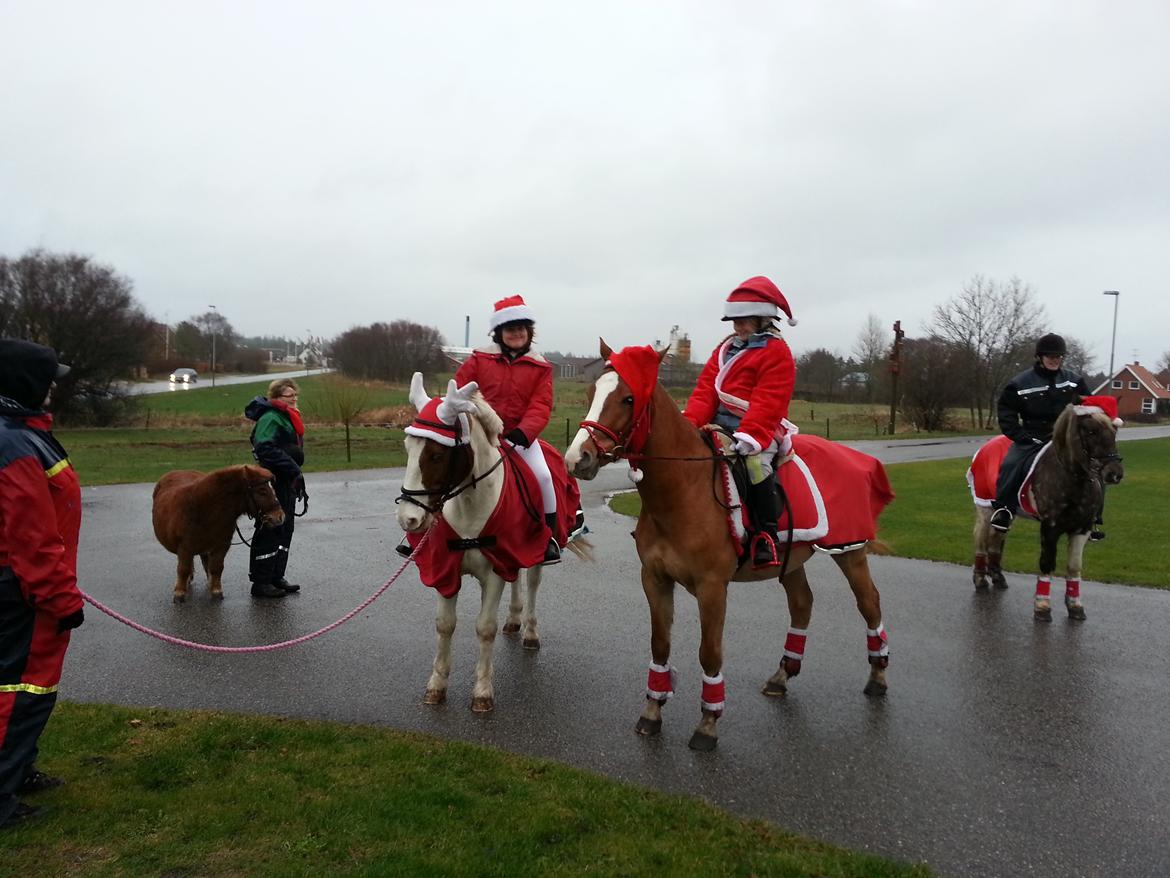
left=244, top=478, right=278, bottom=522
left=396, top=443, right=504, bottom=515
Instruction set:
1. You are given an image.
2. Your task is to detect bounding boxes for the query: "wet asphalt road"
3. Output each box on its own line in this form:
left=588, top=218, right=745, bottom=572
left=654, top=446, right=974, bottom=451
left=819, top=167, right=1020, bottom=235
left=65, top=431, right=1170, bottom=878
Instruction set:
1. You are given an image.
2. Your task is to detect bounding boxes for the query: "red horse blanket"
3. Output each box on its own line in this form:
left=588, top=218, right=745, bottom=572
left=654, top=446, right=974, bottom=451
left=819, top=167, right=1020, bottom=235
left=407, top=440, right=581, bottom=597
left=966, top=434, right=1047, bottom=518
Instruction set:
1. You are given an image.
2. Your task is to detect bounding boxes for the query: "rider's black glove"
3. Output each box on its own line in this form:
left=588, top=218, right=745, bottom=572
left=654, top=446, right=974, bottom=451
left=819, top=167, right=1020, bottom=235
left=58, top=608, right=84, bottom=633
left=504, top=428, right=530, bottom=448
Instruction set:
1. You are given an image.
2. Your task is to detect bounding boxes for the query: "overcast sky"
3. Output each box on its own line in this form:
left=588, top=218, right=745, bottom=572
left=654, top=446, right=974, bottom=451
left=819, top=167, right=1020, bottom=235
left=2, top=2, right=1167, bottom=371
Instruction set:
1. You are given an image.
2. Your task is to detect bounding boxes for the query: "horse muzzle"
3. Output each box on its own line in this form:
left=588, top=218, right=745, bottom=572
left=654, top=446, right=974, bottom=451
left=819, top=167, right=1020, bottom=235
left=396, top=502, right=432, bottom=534
left=566, top=446, right=601, bottom=481
left=1102, top=461, right=1125, bottom=485
left=261, top=508, right=286, bottom=528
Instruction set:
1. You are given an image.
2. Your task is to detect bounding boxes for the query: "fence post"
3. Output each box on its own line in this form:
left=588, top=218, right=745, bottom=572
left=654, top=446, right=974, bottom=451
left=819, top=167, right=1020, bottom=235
left=565, top=417, right=570, bottom=446
left=826, top=417, right=831, bottom=441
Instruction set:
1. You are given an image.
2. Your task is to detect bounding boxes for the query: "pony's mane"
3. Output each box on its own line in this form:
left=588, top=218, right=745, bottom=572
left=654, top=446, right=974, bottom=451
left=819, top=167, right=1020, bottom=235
left=1054, top=405, right=1113, bottom=468
left=468, top=391, right=503, bottom=448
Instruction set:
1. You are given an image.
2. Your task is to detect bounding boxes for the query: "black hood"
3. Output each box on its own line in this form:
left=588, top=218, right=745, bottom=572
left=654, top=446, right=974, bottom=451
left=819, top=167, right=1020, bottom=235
left=0, top=338, right=69, bottom=411
left=244, top=395, right=275, bottom=421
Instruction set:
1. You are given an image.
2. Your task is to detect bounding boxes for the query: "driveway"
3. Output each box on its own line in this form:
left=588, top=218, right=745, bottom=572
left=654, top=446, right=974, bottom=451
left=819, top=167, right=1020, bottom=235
left=64, top=432, right=1170, bottom=878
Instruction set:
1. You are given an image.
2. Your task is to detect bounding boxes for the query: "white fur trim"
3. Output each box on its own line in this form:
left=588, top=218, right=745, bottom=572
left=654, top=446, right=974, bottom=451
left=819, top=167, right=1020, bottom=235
left=731, top=431, right=762, bottom=455
left=489, top=303, right=536, bottom=330
left=404, top=424, right=459, bottom=446
left=723, top=300, right=780, bottom=320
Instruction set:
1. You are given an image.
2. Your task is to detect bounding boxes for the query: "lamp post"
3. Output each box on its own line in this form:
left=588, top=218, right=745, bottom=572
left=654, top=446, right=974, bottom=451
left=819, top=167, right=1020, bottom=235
left=1103, top=290, right=1120, bottom=379
left=209, top=305, right=218, bottom=388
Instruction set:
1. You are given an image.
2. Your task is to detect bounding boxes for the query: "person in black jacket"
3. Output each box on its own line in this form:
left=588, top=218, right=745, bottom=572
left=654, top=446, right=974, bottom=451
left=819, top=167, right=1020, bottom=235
left=244, top=378, right=306, bottom=599
left=989, top=333, right=1092, bottom=534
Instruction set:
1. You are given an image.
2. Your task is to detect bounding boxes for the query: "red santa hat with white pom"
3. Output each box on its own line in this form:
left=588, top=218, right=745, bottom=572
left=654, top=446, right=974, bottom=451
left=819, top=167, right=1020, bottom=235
left=1074, top=395, right=1124, bottom=426
left=721, top=276, right=796, bottom=326
left=489, top=294, right=536, bottom=332
left=404, top=373, right=480, bottom=446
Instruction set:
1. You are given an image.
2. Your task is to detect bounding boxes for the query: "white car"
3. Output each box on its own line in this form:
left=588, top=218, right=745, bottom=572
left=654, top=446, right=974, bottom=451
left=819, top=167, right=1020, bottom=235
left=169, top=368, right=198, bottom=384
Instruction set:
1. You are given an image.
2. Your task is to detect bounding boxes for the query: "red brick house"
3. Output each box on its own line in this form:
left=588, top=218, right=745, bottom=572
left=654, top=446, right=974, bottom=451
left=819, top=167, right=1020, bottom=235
left=1092, top=362, right=1170, bottom=419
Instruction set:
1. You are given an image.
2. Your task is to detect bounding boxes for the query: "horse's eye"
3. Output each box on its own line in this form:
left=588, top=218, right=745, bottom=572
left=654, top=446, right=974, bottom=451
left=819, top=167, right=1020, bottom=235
left=622, top=396, right=634, bottom=406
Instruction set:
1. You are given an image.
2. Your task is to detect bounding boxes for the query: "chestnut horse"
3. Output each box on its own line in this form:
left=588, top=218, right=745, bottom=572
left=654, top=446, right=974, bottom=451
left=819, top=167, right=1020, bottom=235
left=970, top=404, right=1124, bottom=621
left=152, top=464, right=284, bottom=602
left=565, top=343, right=894, bottom=751
left=396, top=375, right=589, bottom=713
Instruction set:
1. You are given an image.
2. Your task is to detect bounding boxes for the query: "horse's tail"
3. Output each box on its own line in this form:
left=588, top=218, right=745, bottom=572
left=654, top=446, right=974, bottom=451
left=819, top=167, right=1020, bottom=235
left=565, top=536, right=596, bottom=562
left=865, top=538, right=893, bottom=556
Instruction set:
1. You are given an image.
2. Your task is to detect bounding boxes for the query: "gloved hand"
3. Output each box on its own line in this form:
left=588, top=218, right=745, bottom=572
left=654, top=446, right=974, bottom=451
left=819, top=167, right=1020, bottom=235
left=504, top=428, right=530, bottom=448
left=293, top=475, right=308, bottom=500
left=57, top=608, right=84, bottom=633
left=733, top=438, right=758, bottom=456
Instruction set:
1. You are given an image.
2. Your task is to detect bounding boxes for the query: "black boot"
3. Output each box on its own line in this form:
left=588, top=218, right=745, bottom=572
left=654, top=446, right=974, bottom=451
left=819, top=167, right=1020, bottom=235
left=541, top=513, right=562, bottom=565
left=274, top=579, right=300, bottom=593
left=250, top=581, right=287, bottom=599
left=395, top=536, right=413, bottom=558
left=989, top=507, right=1013, bottom=533
left=746, top=480, right=782, bottom=568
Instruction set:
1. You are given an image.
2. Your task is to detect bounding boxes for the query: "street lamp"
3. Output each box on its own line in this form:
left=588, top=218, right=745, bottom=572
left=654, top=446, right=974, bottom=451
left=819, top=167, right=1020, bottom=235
left=1103, top=290, right=1120, bottom=379
left=209, top=304, right=218, bottom=388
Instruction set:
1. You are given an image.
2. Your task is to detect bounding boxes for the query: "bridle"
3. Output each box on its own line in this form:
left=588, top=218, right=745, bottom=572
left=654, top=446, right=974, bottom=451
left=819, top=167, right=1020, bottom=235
left=395, top=426, right=506, bottom=515
left=244, top=477, right=279, bottom=523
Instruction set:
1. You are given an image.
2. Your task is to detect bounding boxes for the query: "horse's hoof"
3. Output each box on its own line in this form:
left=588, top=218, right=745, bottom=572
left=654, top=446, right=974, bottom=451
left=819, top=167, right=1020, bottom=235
left=973, top=578, right=989, bottom=592
left=991, top=573, right=1008, bottom=590
left=1034, top=608, right=1052, bottom=623
left=172, top=593, right=186, bottom=604
left=502, top=621, right=520, bottom=636
left=471, top=696, right=495, bottom=713
left=687, top=730, right=718, bottom=752
left=422, top=688, right=446, bottom=705
left=761, top=679, right=789, bottom=697
left=1066, top=604, right=1087, bottom=622
left=635, top=716, right=662, bottom=737
left=211, top=591, right=224, bottom=601
left=521, top=637, right=540, bottom=651
left=863, top=679, right=888, bottom=697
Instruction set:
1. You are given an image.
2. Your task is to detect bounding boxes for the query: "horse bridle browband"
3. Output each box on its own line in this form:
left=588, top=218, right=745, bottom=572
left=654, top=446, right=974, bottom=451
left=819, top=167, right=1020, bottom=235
left=396, top=448, right=505, bottom=516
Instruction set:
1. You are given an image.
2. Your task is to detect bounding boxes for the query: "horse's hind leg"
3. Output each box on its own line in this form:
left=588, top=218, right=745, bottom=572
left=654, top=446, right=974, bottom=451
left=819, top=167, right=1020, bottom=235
left=520, top=566, right=542, bottom=650
left=637, top=569, right=675, bottom=739
left=424, top=594, right=458, bottom=705
left=173, top=552, right=194, bottom=603
left=1034, top=524, right=1060, bottom=623
left=502, top=578, right=523, bottom=637
left=688, top=576, right=730, bottom=752
left=973, top=507, right=991, bottom=590
left=764, top=562, right=813, bottom=697
left=470, top=574, right=506, bottom=712
left=1064, top=533, right=1089, bottom=621
left=834, top=548, right=889, bottom=696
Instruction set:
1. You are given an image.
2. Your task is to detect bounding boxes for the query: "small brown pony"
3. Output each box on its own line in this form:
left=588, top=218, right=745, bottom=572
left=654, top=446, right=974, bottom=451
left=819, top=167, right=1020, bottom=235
left=565, top=343, right=894, bottom=751
left=972, top=403, right=1124, bottom=621
left=152, top=464, right=284, bottom=602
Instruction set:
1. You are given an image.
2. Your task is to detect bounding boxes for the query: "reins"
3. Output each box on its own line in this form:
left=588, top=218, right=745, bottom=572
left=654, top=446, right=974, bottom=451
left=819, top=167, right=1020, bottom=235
left=396, top=448, right=505, bottom=515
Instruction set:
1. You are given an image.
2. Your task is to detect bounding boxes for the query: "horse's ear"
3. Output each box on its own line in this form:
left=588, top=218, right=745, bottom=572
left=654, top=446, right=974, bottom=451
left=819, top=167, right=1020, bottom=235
left=656, top=346, right=670, bottom=363
left=599, top=338, right=613, bottom=360
left=409, top=372, right=430, bottom=411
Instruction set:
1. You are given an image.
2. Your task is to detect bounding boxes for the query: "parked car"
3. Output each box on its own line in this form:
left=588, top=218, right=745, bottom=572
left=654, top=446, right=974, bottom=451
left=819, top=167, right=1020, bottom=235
left=169, top=368, right=198, bottom=384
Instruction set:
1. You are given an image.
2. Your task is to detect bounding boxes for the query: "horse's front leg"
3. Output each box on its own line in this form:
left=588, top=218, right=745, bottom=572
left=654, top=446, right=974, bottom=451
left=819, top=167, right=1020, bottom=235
left=835, top=548, right=889, bottom=696
left=637, top=568, right=675, bottom=738
left=172, top=551, right=195, bottom=603
left=205, top=546, right=228, bottom=600
left=424, top=594, right=458, bottom=705
left=764, top=563, right=813, bottom=697
left=689, top=577, right=729, bottom=752
left=470, top=572, right=506, bottom=712
left=985, top=525, right=1008, bottom=589
left=502, top=578, right=523, bottom=637
left=973, top=506, right=992, bottom=590
left=1063, top=532, right=1089, bottom=621
left=1034, top=522, right=1061, bottom=622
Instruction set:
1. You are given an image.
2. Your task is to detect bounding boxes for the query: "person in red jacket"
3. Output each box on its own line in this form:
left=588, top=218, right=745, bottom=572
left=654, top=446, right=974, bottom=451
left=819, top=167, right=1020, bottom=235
left=457, top=295, right=561, bottom=564
left=683, top=277, right=798, bottom=568
left=0, top=339, right=85, bottom=830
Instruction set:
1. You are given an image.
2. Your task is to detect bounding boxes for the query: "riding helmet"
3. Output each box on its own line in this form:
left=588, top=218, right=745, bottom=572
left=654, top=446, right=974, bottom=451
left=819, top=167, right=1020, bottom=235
left=1034, top=333, right=1067, bottom=357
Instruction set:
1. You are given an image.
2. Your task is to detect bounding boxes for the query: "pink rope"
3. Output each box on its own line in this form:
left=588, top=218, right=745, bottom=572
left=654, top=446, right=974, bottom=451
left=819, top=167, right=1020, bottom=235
left=80, top=530, right=430, bottom=654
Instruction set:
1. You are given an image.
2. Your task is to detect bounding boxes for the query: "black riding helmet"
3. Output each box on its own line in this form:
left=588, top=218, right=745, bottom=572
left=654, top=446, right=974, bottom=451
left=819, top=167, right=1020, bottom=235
left=0, top=338, right=70, bottom=410
left=1034, top=333, right=1067, bottom=358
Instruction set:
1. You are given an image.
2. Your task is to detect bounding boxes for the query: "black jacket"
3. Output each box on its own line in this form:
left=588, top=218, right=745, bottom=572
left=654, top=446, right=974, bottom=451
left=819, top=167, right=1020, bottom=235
left=997, top=363, right=1090, bottom=444
left=244, top=396, right=304, bottom=481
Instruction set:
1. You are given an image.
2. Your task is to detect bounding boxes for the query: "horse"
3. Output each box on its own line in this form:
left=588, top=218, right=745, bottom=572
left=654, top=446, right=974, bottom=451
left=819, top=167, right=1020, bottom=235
left=152, top=464, right=285, bottom=602
left=564, top=342, right=895, bottom=751
left=395, top=374, right=589, bottom=713
left=970, top=402, right=1124, bottom=621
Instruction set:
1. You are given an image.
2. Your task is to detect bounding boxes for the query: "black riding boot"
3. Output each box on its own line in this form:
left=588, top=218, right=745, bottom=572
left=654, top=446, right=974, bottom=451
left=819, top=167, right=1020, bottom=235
left=542, top=513, right=562, bottom=565
left=746, top=480, right=782, bottom=568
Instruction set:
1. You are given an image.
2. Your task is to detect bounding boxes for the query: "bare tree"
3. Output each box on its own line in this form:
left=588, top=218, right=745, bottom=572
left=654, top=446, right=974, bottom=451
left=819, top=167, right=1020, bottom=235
left=309, top=374, right=370, bottom=462
left=929, top=275, right=1047, bottom=429
left=0, top=249, right=154, bottom=423
left=332, top=320, right=446, bottom=381
left=1156, top=350, right=1170, bottom=375
left=852, top=313, right=887, bottom=402
left=899, top=336, right=965, bottom=431
left=795, top=348, right=846, bottom=400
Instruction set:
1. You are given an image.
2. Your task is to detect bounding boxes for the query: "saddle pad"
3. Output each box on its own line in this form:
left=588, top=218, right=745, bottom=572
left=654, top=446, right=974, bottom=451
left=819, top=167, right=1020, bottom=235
left=1017, top=442, right=1052, bottom=520
left=789, top=434, right=893, bottom=548
left=967, top=434, right=1012, bottom=506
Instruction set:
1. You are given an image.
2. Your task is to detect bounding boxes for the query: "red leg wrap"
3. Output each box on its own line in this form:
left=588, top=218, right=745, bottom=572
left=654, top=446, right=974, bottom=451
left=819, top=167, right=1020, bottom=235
left=1065, top=579, right=1081, bottom=600
left=701, top=673, right=725, bottom=717
left=1035, top=577, right=1051, bottom=599
left=646, top=662, right=674, bottom=702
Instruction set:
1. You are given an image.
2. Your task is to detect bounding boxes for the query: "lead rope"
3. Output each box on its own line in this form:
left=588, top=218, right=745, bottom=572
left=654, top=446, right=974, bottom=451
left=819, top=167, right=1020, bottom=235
left=80, top=529, right=432, bottom=654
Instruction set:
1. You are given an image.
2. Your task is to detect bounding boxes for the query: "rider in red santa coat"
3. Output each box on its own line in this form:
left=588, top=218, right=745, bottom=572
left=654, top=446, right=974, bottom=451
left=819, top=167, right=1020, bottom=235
left=455, top=295, right=561, bottom=564
left=683, top=276, right=797, bottom=567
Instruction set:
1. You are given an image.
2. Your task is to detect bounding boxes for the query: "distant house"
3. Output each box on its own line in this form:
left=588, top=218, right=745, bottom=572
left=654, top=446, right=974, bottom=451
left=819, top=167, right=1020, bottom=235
left=545, top=354, right=605, bottom=381
left=1091, top=362, right=1170, bottom=419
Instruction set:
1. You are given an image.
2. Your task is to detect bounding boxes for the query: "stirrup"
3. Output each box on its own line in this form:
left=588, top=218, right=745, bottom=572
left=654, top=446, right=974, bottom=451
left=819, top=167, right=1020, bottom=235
left=540, top=539, right=562, bottom=566
left=1088, top=529, right=1105, bottom=542
left=750, top=533, right=781, bottom=569
left=989, top=508, right=1013, bottom=533
left=395, top=537, right=413, bottom=559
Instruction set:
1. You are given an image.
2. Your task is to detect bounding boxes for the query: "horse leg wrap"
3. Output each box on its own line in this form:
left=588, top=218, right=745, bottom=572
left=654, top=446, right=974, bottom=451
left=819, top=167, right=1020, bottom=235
left=646, top=662, right=676, bottom=703
left=866, top=624, right=890, bottom=667
left=1065, top=579, right=1081, bottom=605
left=701, top=673, right=725, bottom=717
left=782, top=627, right=807, bottom=677
left=987, top=551, right=1002, bottom=573
left=1034, top=576, right=1051, bottom=600
left=974, top=553, right=987, bottom=575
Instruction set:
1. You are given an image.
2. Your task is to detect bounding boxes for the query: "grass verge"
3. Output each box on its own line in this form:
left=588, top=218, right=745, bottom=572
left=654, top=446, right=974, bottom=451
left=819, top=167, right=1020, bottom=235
left=0, top=702, right=930, bottom=878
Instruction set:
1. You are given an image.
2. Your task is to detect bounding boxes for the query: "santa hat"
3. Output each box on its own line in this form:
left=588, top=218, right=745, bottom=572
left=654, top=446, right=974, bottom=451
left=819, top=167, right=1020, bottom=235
left=722, top=276, right=796, bottom=325
left=605, top=345, right=663, bottom=481
left=1074, top=395, right=1123, bottom=427
left=404, top=374, right=478, bottom=446
left=489, top=294, right=536, bottom=332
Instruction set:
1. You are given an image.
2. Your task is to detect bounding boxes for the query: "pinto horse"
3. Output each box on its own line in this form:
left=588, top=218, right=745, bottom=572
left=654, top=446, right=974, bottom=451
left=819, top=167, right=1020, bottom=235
left=564, top=343, right=895, bottom=751
left=152, top=464, right=284, bottom=602
left=396, top=374, right=588, bottom=713
left=969, top=402, right=1124, bottom=621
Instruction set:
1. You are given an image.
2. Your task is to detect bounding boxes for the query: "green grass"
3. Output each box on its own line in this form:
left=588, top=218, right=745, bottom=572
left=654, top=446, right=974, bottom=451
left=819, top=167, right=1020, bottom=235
left=607, top=439, right=1170, bottom=589
left=0, top=702, right=931, bottom=878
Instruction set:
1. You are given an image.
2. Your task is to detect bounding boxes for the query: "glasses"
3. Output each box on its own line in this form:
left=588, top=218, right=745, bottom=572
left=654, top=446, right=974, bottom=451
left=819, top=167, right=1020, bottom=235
left=280, top=392, right=299, bottom=399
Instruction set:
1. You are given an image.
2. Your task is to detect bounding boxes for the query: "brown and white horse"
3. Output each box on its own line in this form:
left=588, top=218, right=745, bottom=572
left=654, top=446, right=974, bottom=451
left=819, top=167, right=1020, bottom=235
left=565, top=343, right=894, bottom=751
left=396, top=375, right=588, bottom=713
left=152, top=464, right=284, bottom=602
left=970, top=404, right=1124, bottom=621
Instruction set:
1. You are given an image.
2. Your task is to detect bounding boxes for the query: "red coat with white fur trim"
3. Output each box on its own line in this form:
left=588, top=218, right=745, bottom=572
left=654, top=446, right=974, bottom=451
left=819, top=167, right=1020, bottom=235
left=455, top=347, right=553, bottom=445
left=683, top=333, right=796, bottom=451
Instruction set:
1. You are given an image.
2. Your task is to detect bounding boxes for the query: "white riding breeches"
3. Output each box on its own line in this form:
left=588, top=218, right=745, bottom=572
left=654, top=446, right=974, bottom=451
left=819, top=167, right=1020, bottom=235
left=509, top=438, right=557, bottom=514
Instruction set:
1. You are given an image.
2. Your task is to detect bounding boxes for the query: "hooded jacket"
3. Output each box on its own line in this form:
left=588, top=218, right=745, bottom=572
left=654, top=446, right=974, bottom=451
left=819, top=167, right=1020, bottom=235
left=454, top=346, right=553, bottom=445
left=244, top=396, right=304, bottom=481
